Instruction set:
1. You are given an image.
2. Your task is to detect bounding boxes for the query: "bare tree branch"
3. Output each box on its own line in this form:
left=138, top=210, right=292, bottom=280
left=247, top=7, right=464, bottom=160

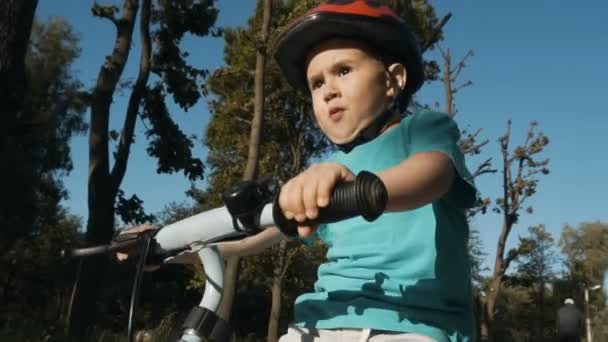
left=453, top=80, right=473, bottom=94
left=233, top=115, right=252, bottom=125
left=280, top=248, right=299, bottom=279
left=452, top=50, right=474, bottom=82
left=422, top=12, right=452, bottom=52
left=472, top=158, right=497, bottom=178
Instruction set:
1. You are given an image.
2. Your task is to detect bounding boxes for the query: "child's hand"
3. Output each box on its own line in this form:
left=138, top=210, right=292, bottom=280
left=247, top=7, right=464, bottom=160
left=115, top=223, right=160, bottom=272
left=278, top=163, right=355, bottom=238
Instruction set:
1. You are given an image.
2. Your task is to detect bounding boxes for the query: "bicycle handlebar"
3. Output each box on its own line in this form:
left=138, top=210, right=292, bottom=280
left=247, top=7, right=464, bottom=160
left=66, top=171, right=387, bottom=342
left=273, top=170, right=388, bottom=236
left=66, top=235, right=142, bottom=257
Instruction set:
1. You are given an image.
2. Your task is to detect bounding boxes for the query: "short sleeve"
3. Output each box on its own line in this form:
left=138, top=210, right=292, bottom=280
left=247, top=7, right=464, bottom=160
left=407, top=111, right=479, bottom=208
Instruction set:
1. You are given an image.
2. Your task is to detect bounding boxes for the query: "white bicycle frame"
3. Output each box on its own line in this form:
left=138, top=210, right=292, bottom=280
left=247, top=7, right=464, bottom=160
left=154, top=203, right=276, bottom=314
left=69, top=170, right=386, bottom=342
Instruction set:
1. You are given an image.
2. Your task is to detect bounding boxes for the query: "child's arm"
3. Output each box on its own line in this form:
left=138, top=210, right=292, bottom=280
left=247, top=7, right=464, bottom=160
left=217, top=226, right=285, bottom=257
left=278, top=113, right=472, bottom=238
left=163, top=227, right=286, bottom=264
left=377, top=150, right=454, bottom=212
left=278, top=155, right=453, bottom=238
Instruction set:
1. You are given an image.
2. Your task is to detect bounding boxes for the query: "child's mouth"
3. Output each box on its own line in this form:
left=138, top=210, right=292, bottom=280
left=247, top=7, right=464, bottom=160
left=329, top=108, right=344, bottom=121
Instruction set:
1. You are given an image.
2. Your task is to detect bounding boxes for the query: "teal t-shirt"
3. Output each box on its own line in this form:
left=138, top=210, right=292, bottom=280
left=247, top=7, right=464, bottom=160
left=293, top=110, right=479, bottom=342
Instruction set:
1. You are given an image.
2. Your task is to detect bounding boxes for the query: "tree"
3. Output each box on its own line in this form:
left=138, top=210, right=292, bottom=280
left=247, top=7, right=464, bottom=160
left=490, top=283, right=533, bottom=342
left=514, top=224, right=558, bottom=341
left=435, top=44, right=495, bottom=198
left=68, top=1, right=219, bottom=337
left=0, top=214, right=81, bottom=341
left=199, top=1, right=330, bottom=335
left=216, top=0, right=273, bottom=323
left=559, top=222, right=608, bottom=342
left=560, top=222, right=608, bottom=288
left=480, top=120, right=550, bottom=341
left=0, top=0, right=39, bottom=141
left=0, top=16, right=87, bottom=251
left=0, top=16, right=92, bottom=341
left=434, top=42, right=498, bottom=339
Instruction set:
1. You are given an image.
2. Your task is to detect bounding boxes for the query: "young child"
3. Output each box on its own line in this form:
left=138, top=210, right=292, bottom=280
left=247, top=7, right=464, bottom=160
left=270, top=1, right=479, bottom=341
left=121, top=1, right=479, bottom=341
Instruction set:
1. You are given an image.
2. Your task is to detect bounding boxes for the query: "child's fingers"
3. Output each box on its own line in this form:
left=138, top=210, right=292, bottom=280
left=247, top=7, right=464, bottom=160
left=316, top=170, right=337, bottom=207
left=116, top=252, right=128, bottom=262
left=291, top=182, right=308, bottom=222
left=115, top=223, right=159, bottom=263
left=302, top=178, right=319, bottom=219
left=279, top=181, right=304, bottom=221
left=298, top=224, right=319, bottom=238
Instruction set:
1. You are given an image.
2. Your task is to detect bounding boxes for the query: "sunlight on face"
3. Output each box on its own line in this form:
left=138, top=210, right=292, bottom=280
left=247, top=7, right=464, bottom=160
left=305, top=39, right=392, bottom=144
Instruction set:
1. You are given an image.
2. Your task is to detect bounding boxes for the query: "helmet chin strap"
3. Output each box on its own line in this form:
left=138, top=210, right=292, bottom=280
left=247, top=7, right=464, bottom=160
left=335, top=108, right=401, bottom=153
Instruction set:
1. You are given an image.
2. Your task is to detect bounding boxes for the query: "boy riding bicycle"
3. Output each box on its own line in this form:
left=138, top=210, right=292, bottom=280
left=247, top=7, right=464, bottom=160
left=122, top=1, right=479, bottom=341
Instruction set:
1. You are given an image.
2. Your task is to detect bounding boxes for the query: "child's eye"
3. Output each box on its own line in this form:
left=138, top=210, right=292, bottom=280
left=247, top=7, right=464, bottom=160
left=338, top=66, right=351, bottom=76
left=310, top=80, right=324, bottom=90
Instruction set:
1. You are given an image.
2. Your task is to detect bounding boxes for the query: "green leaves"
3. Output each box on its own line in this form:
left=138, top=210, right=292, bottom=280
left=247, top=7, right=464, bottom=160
left=115, top=189, right=156, bottom=225
left=150, top=0, right=219, bottom=109
left=141, top=84, right=204, bottom=180
left=560, top=222, right=608, bottom=287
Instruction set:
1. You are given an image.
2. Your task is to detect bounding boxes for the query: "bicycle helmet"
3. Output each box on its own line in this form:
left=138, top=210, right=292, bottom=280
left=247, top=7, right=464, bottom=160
left=273, top=0, right=424, bottom=152
left=274, top=0, right=424, bottom=95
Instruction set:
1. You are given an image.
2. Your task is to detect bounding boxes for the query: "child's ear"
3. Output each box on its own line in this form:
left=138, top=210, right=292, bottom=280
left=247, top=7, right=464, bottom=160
left=386, top=63, right=407, bottom=98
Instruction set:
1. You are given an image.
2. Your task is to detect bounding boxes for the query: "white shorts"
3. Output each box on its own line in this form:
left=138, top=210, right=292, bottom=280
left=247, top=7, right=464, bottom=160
left=279, top=325, right=438, bottom=342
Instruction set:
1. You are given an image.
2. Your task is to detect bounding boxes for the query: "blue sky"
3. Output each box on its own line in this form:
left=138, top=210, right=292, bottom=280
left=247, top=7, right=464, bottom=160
left=37, top=1, right=608, bottom=275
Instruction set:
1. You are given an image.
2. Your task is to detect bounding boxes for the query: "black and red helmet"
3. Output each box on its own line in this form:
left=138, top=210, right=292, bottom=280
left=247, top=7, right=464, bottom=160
left=274, top=0, right=424, bottom=95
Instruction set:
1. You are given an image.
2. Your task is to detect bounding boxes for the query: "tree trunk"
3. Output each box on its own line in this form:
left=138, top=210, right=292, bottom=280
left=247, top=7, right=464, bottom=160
left=67, top=205, right=115, bottom=338
left=242, top=0, right=271, bottom=182
left=218, top=257, right=240, bottom=320
left=218, top=0, right=272, bottom=321
left=442, top=47, right=454, bottom=116
left=486, top=266, right=503, bottom=324
left=479, top=299, right=490, bottom=342
left=482, top=142, right=515, bottom=341
left=68, top=1, right=139, bottom=338
left=268, top=239, right=287, bottom=342
left=539, top=281, right=545, bottom=341
left=0, top=0, right=38, bottom=140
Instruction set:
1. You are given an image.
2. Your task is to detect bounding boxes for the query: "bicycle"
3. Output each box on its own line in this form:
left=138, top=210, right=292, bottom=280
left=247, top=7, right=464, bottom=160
left=66, top=171, right=387, bottom=342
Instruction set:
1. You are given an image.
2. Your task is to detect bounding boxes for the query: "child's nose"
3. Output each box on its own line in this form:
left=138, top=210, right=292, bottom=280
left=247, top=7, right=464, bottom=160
left=323, top=82, right=339, bottom=102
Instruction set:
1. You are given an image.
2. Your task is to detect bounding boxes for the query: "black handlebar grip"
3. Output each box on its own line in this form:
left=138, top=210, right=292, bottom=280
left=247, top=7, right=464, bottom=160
left=273, top=171, right=388, bottom=237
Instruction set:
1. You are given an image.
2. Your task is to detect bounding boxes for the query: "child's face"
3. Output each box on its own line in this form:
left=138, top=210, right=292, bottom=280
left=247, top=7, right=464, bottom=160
left=305, top=39, right=395, bottom=144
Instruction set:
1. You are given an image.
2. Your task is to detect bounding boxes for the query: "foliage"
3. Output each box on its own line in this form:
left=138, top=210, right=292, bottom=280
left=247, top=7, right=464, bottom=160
left=0, top=213, right=81, bottom=341
left=491, top=284, right=533, bottom=342
left=0, top=17, right=87, bottom=251
left=512, top=225, right=558, bottom=341
left=560, top=221, right=608, bottom=288
left=0, top=0, right=39, bottom=139
left=469, top=229, right=488, bottom=289
left=476, top=120, right=551, bottom=341
left=115, top=189, right=157, bottom=225
left=71, top=1, right=221, bottom=336
left=515, top=225, right=558, bottom=285
left=559, top=221, right=608, bottom=341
